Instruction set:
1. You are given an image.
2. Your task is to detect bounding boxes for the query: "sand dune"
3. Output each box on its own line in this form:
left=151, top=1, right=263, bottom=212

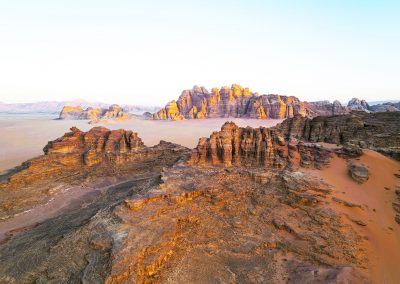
left=307, top=150, right=400, bottom=283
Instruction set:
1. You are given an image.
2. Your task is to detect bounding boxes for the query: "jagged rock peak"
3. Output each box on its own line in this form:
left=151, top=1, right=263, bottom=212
left=347, top=98, right=370, bottom=112
left=153, top=84, right=311, bottom=120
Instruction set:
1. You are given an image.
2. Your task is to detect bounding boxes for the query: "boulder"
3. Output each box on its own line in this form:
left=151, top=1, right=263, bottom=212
left=348, top=164, right=369, bottom=183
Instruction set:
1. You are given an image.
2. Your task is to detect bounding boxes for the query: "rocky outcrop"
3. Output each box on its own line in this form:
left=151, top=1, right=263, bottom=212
left=191, top=111, right=400, bottom=169
left=347, top=98, right=370, bottom=112
left=190, top=121, right=336, bottom=169
left=369, top=102, right=400, bottom=112
left=277, top=111, right=400, bottom=160
left=308, top=100, right=349, bottom=116
left=348, top=163, right=369, bottom=183
left=42, top=126, right=145, bottom=166
left=0, top=127, right=189, bottom=219
left=59, top=104, right=129, bottom=122
left=153, top=84, right=317, bottom=120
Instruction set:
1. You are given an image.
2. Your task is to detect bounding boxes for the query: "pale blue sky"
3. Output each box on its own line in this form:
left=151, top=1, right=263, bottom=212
left=0, top=0, right=399, bottom=105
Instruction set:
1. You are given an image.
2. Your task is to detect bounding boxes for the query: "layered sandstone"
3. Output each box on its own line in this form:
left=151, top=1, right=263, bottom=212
left=59, top=104, right=129, bottom=122
left=190, top=111, right=400, bottom=170
left=0, top=156, right=370, bottom=283
left=277, top=111, right=400, bottom=160
left=153, top=84, right=314, bottom=120
left=0, top=127, right=189, bottom=220
left=190, top=121, right=337, bottom=169
left=153, top=84, right=355, bottom=121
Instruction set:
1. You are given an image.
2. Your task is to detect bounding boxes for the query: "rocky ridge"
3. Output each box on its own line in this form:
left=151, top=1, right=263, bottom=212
left=190, top=111, right=400, bottom=170
left=153, top=85, right=399, bottom=121
left=153, top=84, right=350, bottom=121
left=277, top=111, right=400, bottom=160
left=59, top=104, right=130, bottom=123
left=0, top=126, right=188, bottom=219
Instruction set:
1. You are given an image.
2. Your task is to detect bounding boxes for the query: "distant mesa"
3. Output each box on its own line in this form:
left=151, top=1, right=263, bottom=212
left=59, top=104, right=130, bottom=123
left=0, top=100, right=160, bottom=115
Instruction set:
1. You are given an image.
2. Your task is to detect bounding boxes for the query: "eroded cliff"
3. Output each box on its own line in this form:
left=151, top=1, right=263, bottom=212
left=153, top=84, right=348, bottom=120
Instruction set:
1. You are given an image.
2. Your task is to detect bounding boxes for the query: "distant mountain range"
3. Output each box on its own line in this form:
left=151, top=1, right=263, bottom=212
left=0, top=99, right=160, bottom=115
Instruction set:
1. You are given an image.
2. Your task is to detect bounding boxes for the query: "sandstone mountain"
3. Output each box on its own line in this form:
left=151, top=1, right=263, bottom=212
left=153, top=84, right=349, bottom=120
left=59, top=104, right=130, bottom=123
left=347, top=98, right=370, bottom=112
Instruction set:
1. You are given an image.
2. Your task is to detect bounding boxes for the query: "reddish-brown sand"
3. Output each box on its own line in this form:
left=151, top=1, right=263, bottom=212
left=307, top=150, right=400, bottom=283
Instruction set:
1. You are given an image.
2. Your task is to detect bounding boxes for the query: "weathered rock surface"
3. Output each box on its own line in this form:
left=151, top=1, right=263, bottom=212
left=308, top=100, right=349, bottom=116
left=189, top=121, right=336, bottom=169
left=348, top=163, right=369, bottom=183
left=152, top=84, right=341, bottom=120
left=1, top=111, right=400, bottom=283
left=0, top=127, right=187, bottom=219
left=347, top=98, right=370, bottom=112
left=59, top=104, right=129, bottom=123
left=369, top=101, right=400, bottom=112
left=0, top=161, right=368, bottom=283
left=277, top=111, right=400, bottom=160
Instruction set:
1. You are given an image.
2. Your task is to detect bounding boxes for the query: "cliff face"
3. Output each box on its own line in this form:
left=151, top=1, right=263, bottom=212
left=42, top=126, right=145, bottom=167
left=153, top=84, right=313, bottom=120
left=153, top=84, right=353, bottom=121
left=190, top=111, right=400, bottom=168
left=0, top=127, right=189, bottom=219
left=308, top=100, right=349, bottom=116
left=190, top=121, right=335, bottom=169
left=59, top=104, right=129, bottom=122
left=278, top=111, right=400, bottom=160
left=1, top=126, right=144, bottom=194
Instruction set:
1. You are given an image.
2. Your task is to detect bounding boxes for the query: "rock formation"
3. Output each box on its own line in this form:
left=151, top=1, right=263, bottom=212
left=0, top=157, right=370, bottom=283
left=348, top=163, right=369, bottom=183
left=0, top=127, right=187, bottom=219
left=190, top=121, right=346, bottom=169
left=1, top=112, right=399, bottom=283
left=369, top=101, right=400, bottom=112
left=277, top=111, right=400, bottom=160
left=59, top=104, right=129, bottom=122
left=347, top=98, right=370, bottom=112
left=308, top=100, right=349, bottom=116
left=153, top=84, right=317, bottom=120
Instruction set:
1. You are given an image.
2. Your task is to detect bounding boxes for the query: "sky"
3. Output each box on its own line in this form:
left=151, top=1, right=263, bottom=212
left=0, top=0, right=399, bottom=106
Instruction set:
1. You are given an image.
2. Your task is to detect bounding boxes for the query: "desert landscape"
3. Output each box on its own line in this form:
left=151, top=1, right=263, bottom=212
left=1, top=1, right=400, bottom=283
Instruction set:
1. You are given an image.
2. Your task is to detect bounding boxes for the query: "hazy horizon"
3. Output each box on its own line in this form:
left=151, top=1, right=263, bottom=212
left=1, top=1, right=399, bottom=105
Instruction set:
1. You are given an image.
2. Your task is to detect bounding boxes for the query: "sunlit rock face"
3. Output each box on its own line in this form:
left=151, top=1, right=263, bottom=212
left=59, top=104, right=129, bottom=122
left=153, top=84, right=314, bottom=120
